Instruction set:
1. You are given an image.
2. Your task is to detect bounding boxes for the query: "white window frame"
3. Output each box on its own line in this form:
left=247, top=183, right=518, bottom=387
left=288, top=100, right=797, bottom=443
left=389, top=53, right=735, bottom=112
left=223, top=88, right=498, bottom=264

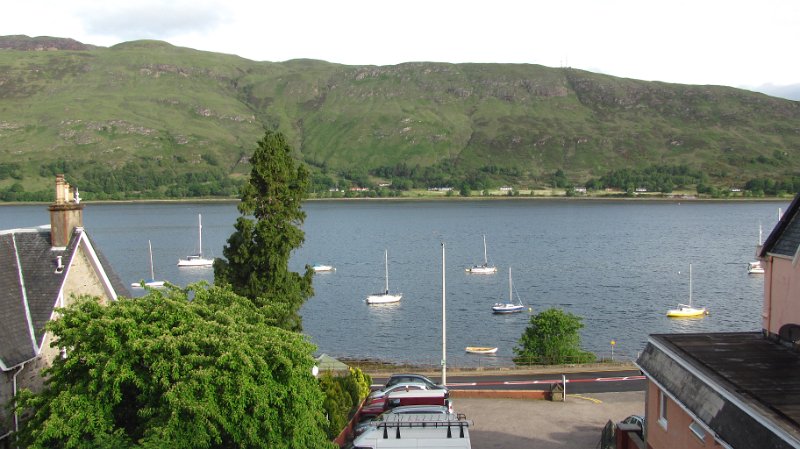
left=689, top=420, right=707, bottom=442
left=658, top=389, right=668, bottom=430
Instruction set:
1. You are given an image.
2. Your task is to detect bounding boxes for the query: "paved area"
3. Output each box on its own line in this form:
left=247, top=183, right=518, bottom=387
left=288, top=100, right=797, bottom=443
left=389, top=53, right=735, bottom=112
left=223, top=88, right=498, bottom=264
left=455, top=391, right=645, bottom=449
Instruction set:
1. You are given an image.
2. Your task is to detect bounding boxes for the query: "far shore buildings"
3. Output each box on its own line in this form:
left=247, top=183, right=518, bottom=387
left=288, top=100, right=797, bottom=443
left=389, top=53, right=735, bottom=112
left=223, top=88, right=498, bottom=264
left=635, top=193, right=800, bottom=449
left=0, top=175, right=128, bottom=447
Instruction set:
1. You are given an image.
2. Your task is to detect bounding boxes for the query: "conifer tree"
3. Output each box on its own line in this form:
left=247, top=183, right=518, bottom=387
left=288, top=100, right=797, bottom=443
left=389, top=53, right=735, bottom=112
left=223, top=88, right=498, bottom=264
left=214, top=130, right=313, bottom=331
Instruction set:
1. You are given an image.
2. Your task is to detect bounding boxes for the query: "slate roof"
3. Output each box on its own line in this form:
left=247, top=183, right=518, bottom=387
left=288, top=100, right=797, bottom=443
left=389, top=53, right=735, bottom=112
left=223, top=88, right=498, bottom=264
left=761, top=193, right=800, bottom=258
left=0, top=226, right=128, bottom=371
left=638, top=332, right=800, bottom=448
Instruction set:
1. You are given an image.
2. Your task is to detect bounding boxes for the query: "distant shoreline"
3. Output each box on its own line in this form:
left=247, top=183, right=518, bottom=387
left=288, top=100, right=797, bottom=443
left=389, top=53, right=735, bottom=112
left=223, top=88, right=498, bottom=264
left=0, top=194, right=792, bottom=206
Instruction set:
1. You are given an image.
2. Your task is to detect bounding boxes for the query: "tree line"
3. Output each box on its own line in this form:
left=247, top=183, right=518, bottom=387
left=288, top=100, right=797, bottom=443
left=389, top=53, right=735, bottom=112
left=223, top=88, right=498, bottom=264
left=1, top=159, right=798, bottom=202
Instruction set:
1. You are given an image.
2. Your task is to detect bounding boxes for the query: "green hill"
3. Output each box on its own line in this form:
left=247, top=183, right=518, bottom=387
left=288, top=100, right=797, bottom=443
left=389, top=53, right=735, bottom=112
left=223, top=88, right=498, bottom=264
left=1, top=35, right=798, bottom=199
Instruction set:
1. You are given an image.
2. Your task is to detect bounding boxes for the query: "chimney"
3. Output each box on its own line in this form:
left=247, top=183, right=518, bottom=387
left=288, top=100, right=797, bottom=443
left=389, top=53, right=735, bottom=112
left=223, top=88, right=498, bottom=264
left=48, top=174, right=84, bottom=248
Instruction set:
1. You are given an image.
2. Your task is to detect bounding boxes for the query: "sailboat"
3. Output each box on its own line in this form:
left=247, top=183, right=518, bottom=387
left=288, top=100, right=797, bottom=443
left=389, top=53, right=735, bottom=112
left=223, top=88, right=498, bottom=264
left=466, top=235, right=497, bottom=274
left=748, top=223, right=765, bottom=275
left=492, top=267, right=526, bottom=313
left=131, top=240, right=166, bottom=288
left=177, top=214, right=213, bottom=267
left=366, top=249, right=402, bottom=304
left=667, top=264, right=708, bottom=318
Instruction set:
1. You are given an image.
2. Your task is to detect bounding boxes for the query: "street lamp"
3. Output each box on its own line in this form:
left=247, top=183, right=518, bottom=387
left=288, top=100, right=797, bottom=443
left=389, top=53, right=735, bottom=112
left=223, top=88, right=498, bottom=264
left=441, top=242, right=447, bottom=386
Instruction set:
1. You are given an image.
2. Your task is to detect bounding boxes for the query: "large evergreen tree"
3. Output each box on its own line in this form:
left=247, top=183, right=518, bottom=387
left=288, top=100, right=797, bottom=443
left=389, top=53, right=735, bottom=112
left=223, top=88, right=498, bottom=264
left=15, top=286, right=335, bottom=449
left=214, top=130, right=313, bottom=331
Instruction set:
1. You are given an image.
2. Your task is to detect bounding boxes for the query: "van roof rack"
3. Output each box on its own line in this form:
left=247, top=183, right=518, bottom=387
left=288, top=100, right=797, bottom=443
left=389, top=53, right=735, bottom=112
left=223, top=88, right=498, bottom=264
left=376, top=414, right=471, bottom=440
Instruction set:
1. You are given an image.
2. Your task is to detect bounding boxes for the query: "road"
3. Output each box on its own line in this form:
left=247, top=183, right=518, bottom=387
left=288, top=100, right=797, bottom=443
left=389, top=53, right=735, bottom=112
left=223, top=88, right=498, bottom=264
left=370, top=369, right=645, bottom=394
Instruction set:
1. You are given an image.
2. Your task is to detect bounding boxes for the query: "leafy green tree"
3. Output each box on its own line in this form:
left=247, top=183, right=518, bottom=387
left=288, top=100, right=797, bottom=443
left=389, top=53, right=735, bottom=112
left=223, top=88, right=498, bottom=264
left=15, top=285, right=335, bottom=449
left=214, top=130, right=313, bottom=331
left=513, top=308, right=596, bottom=365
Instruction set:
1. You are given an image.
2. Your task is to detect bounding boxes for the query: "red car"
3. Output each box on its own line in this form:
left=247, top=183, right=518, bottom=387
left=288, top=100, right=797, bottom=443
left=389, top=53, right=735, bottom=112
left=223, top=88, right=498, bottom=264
left=359, top=389, right=450, bottom=418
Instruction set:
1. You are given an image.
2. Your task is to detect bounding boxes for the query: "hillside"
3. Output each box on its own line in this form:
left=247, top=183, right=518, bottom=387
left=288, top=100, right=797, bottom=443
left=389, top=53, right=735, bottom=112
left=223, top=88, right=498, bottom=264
left=1, top=35, right=799, bottom=199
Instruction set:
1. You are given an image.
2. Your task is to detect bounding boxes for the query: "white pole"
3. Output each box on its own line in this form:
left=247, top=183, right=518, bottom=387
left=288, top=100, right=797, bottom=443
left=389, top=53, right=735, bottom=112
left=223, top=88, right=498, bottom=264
left=442, top=242, right=447, bottom=386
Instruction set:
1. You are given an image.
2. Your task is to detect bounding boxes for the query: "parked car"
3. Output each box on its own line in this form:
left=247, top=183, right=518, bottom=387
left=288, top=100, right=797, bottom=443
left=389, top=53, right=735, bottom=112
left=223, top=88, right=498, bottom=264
left=621, top=414, right=645, bottom=438
left=383, top=373, right=446, bottom=391
left=360, top=389, right=451, bottom=418
left=367, top=382, right=431, bottom=400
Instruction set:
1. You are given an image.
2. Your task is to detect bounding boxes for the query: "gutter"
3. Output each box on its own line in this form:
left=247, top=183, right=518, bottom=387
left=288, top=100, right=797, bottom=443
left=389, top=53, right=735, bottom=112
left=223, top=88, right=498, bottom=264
left=0, top=361, right=27, bottom=444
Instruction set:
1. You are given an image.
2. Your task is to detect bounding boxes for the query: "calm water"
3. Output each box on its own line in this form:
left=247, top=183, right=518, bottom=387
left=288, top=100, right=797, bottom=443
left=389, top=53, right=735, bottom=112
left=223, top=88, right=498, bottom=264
left=1, top=199, right=784, bottom=367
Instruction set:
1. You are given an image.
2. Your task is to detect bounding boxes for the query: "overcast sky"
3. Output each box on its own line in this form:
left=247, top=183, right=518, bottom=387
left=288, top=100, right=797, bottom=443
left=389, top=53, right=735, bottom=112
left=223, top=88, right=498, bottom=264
left=3, top=0, right=798, bottom=91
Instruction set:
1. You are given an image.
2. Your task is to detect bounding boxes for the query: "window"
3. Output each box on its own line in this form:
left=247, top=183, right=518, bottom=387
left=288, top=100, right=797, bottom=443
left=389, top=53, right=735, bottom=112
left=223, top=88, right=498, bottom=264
left=689, top=421, right=707, bottom=441
left=658, top=390, right=668, bottom=429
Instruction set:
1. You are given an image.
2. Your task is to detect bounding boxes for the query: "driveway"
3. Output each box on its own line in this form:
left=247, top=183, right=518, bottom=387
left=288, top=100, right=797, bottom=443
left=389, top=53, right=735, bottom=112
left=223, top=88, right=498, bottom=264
left=455, top=391, right=645, bottom=449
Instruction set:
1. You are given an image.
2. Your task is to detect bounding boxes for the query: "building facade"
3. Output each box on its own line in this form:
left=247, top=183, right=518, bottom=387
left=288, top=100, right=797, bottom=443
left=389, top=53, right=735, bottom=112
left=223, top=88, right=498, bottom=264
left=0, top=175, right=128, bottom=445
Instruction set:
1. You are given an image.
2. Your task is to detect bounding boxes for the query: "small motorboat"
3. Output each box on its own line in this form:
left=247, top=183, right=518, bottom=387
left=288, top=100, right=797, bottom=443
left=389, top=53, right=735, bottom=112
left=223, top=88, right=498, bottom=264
left=466, top=346, right=498, bottom=355
left=312, top=264, right=335, bottom=272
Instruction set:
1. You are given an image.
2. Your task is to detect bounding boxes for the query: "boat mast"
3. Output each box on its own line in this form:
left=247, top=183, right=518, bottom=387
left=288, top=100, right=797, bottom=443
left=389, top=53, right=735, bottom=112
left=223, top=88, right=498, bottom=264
left=689, top=263, right=693, bottom=307
left=198, top=214, right=203, bottom=256
left=483, top=234, right=488, bottom=265
left=759, top=222, right=763, bottom=245
left=148, top=240, right=155, bottom=280
left=508, top=267, right=512, bottom=303
left=384, top=249, right=389, bottom=293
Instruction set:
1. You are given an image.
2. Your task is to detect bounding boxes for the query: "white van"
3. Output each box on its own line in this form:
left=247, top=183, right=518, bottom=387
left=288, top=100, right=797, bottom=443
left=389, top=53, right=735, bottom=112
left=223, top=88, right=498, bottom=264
left=351, top=413, right=471, bottom=449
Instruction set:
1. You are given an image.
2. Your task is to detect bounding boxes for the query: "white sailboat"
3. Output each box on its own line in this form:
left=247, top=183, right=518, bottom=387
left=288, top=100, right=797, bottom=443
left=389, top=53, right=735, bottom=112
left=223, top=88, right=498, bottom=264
left=748, top=223, right=765, bottom=275
left=131, top=240, right=166, bottom=288
left=177, top=214, right=213, bottom=267
left=492, top=267, right=525, bottom=313
left=667, top=264, right=708, bottom=318
left=366, top=249, right=402, bottom=304
left=466, top=235, right=497, bottom=274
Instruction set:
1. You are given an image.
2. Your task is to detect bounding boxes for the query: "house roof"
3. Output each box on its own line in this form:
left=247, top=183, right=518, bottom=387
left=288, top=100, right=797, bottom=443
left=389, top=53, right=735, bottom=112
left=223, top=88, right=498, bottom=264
left=637, top=332, right=800, bottom=448
left=316, top=354, right=350, bottom=372
left=761, top=193, right=800, bottom=258
left=0, top=226, right=128, bottom=371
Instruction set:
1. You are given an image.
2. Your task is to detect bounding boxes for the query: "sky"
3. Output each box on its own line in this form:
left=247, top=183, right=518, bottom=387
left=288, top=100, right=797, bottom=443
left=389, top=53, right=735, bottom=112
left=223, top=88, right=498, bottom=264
left=2, top=0, right=799, bottom=92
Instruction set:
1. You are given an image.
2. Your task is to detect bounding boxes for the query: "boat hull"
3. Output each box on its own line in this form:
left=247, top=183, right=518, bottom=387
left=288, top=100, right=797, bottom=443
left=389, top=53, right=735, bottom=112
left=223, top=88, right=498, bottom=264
left=492, top=303, right=525, bottom=314
left=366, top=293, right=402, bottom=304
left=666, top=305, right=707, bottom=318
left=313, top=265, right=335, bottom=272
left=466, top=346, right=498, bottom=354
left=177, top=256, right=213, bottom=267
left=466, top=266, right=497, bottom=274
left=748, top=261, right=764, bottom=274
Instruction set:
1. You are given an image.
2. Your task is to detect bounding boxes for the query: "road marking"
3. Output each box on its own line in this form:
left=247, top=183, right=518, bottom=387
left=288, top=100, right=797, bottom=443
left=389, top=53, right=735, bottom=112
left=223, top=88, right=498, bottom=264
left=446, top=375, right=646, bottom=388
left=568, top=394, right=603, bottom=404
